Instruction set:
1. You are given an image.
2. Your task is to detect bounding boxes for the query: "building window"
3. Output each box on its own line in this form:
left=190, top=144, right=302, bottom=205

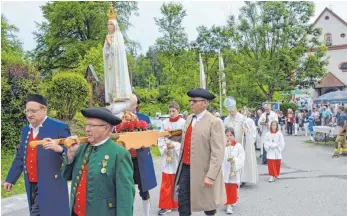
left=339, top=62, right=347, bottom=72
left=341, top=33, right=346, bottom=38
left=325, top=16, right=329, bottom=20
left=324, top=33, right=332, bottom=46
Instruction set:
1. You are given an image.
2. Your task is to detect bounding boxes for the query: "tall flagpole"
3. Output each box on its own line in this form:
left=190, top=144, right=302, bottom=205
left=199, top=53, right=206, bottom=89
left=219, top=50, right=223, bottom=116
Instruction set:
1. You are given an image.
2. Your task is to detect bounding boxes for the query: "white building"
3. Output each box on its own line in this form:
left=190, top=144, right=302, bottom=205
left=311, top=7, right=347, bottom=97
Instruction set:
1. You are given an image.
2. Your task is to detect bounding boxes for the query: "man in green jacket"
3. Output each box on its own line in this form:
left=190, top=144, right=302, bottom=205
left=61, top=107, right=135, bottom=216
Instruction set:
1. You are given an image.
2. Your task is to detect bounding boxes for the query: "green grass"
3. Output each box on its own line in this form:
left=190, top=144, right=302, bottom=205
left=304, top=139, right=335, bottom=146
left=1, top=150, right=26, bottom=198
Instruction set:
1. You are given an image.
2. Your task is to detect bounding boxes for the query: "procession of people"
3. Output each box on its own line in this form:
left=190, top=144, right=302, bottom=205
left=4, top=91, right=281, bottom=216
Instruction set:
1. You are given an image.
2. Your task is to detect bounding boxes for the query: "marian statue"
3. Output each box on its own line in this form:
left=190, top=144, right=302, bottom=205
left=103, top=3, right=137, bottom=116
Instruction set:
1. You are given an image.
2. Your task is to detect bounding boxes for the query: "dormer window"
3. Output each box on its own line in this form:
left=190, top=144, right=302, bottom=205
left=324, top=33, right=332, bottom=46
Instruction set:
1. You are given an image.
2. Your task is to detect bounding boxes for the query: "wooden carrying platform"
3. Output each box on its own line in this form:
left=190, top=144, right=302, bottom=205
left=29, top=130, right=181, bottom=150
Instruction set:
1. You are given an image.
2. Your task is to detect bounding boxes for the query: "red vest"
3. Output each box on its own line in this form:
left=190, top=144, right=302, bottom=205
left=183, top=122, right=193, bottom=165
left=73, top=164, right=88, bottom=216
left=26, top=129, right=39, bottom=182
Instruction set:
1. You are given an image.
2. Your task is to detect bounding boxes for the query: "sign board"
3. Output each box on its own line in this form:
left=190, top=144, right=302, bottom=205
left=262, top=102, right=281, bottom=111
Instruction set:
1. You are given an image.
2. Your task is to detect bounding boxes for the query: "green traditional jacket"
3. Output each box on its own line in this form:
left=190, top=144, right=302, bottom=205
left=61, top=138, right=135, bottom=216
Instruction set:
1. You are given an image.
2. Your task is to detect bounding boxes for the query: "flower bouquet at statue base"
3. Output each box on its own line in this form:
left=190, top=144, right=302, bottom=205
left=112, top=111, right=182, bottom=150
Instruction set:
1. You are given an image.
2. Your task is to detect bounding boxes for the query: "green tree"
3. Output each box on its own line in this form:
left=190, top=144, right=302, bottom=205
left=1, top=14, right=23, bottom=56
left=154, top=2, right=189, bottom=86
left=132, top=55, right=153, bottom=88
left=47, top=72, right=90, bottom=121
left=1, top=15, right=41, bottom=151
left=228, top=1, right=328, bottom=100
left=191, top=25, right=232, bottom=92
left=155, top=2, right=188, bottom=53
left=74, top=44, right=104, bottom=79
left=33, top=1, right=138, bottom=77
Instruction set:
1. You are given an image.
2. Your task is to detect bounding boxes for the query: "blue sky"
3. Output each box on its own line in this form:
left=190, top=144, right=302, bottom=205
left=2, top=1, right=347, bottom=54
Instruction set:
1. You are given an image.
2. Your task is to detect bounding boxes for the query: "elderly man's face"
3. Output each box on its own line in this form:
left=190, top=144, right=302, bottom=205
left=189, top=97, right=207, bottom=114
left=265, top=106, right=271, bottom=113
left=25, top=101, right=47, bottom=127
left=85, top=118, right=110, bottom=145
left=229, top=109, right=238, bottom=116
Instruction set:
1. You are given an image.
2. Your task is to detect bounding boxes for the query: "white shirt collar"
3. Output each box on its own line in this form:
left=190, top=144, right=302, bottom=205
left=194, top=109, right=207, bottom=121
left=91, top=137, right=110, bottom=147
left=29, top=116, right=48, bottom=130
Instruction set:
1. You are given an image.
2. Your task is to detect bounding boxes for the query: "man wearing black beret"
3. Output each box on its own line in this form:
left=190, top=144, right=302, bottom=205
left=61, top=107, right=135, bottom=216
left=174, top=88, right=226, bottom=216
left=4, top=94, right=71, bottom=216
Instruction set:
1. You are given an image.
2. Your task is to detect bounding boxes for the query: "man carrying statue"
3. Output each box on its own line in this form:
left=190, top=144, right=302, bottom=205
left=61, top=107, right=135, bottom=216
left=223, top=97, right=258, bottom=186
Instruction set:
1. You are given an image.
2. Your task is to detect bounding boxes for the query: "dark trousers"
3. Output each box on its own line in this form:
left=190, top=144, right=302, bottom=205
left=30, top=182, right=40, bottom=216
left=132, top=158, right=150, bottom=200
left=178, top=164, right=216, bottom=216
left=262, top=146, right=268, bottom=164
left=287, top=122, right=293, bottom=135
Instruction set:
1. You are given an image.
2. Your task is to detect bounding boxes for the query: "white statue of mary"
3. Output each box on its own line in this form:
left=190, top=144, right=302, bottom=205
left=103, top=3, right=137, bottom=115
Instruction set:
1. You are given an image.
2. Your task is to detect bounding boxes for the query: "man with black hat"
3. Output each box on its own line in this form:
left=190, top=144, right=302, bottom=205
left=61, top=107, right=135, bottom=216
left=4, top=94, right=71, bottom=216
left=174, top=88, right=226, bottom=216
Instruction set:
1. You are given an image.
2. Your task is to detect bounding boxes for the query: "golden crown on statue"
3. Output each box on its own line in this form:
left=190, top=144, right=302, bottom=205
left=107, top=2, right=117, bottom=20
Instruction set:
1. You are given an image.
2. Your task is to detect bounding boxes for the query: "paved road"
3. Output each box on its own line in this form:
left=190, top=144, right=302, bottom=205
left=2, top=135, right=347, bottom=216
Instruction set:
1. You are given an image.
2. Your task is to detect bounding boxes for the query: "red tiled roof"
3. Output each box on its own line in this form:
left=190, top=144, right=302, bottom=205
left=316, top=72, right=346, bottom=88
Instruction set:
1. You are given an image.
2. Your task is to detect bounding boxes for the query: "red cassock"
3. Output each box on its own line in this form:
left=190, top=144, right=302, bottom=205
left=268, top=159, right=281, bottom=177
left=158, top=173, right=178, bottom=209
left=225, top=183, right=238, bottom=205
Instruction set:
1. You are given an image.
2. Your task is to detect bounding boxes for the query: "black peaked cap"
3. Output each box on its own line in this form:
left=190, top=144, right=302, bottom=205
left=81, top=108, right=122, bottom=126
left=26, top=94, right=48, bottom=107
left=187, top=88, right=216, bottom=100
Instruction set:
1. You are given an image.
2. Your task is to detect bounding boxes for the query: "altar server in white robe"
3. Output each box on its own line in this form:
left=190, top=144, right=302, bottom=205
left=224, top=97, right=258, bottom=185
left=223, top=127, right=245, bottom=214
left=264, top=121, right=285, bottom=182
left=157, top=101, right=185, bottom=215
